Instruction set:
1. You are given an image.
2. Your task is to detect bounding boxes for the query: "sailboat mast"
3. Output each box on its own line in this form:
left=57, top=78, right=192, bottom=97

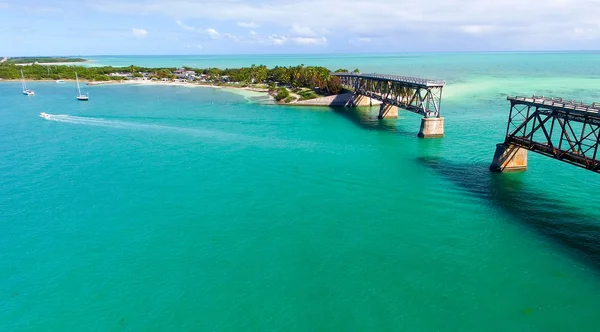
left=76, top=72, right=81, bottom=95
left=20, top=69, right=26, bottom=91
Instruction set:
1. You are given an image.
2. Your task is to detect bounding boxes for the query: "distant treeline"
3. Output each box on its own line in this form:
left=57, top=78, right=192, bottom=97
left=210, top=65, right=358, bottom=94
left=0, top=63, right=360, bottom=94
left=0, top=64, right=128, bottom=81
left=5, top=57, right=87, bottom=64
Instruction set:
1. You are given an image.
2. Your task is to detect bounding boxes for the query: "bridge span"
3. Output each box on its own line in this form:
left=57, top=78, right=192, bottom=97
left=332, top=73, right=446, bottom=138
left=491, top=96, right=600, bottom=173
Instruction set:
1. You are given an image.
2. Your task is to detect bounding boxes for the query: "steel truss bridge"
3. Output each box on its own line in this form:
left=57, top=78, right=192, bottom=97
left=504, top=96, right=600, bottom=172
left=332, top=73, right=446, bottom=118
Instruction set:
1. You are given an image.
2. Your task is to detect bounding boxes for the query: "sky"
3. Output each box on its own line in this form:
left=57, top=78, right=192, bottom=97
left=1, top=0, right=600, bottom=56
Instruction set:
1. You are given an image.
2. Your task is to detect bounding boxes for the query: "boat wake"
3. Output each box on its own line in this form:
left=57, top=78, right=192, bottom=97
left=38, top=113, right=340, bottom=152
left=39, top=113, right=231, bottom=138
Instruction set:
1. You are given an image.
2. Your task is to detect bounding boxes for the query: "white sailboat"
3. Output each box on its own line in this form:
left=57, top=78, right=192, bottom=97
left=20, top=69, right=34, bottom=96
left=75, top=72, right=89, bottom=101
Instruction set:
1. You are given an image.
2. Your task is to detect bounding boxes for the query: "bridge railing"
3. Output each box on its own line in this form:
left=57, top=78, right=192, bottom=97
left=508, top=95, right=600, bottom=114
left=332, top=72, right=445, bottom=88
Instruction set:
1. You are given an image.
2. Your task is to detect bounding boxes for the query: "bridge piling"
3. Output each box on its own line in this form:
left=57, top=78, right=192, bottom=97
left=378, top=104, right=398, bottom=119
left=492, top=95, right=600, bottom=173
left=418, top=117, right=445, bottom=138
left=347, top=93, right=375, bottom=107
left=490, top=143, right=528, bottom=172
left=333, top=72, right=446, bottom=138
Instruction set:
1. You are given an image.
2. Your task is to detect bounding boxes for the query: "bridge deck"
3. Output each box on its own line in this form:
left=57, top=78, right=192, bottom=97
left=333, top=73, right=445, bottom=88
left=509, top=96, right=600, bottom=116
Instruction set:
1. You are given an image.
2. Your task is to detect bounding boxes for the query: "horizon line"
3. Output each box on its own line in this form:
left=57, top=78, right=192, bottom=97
left=5, top=49, right=600, bottom=58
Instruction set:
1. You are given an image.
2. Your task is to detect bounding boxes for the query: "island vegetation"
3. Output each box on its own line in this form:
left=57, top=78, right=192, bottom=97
left=4, top=57, right=87, bottom=64
left=0, top=62, right=361, bottom=103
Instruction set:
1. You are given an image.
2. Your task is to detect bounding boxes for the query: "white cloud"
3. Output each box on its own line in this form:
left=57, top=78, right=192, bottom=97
left=290, top=24, right=316, bottom=37
left=176, top=21, right=226, bottom=40
left=175, top=19, right=324, bottom=47
left=132, top=28, right=148, bottom=38
left=291, top=37, right=327, bottom=45
left=176, top=20, right=197, bottom=32
left=350, top=37, right=371, bottom=45
left=206, top=28, right=220, bottom=39
left=268, top=35, right=287, bottom=46
left=571, top=23, right=600, bottom=40
left=225, top=33, right=239, bottom=41
left=237, top=21, right=258, bottom=28
left=91, top=0, right=600, bottom=50
left=459, top=25, right=494, bottom=34
left=185, top=44, right=204, bottom=49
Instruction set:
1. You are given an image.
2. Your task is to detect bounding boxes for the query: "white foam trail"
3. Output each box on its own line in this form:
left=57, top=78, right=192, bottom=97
left=41, top=113, right=238, bottom=140
left=40, top=113, right=350, bottom=153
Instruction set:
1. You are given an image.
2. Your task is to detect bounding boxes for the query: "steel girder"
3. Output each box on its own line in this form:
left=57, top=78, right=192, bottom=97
left=336, top=75, right=444, bottom=118
left=505, top=96, right=600, bottom=172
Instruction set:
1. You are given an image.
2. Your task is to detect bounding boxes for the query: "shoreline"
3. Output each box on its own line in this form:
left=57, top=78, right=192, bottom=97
left=1, top=61, right=354, bottom=106
left=0, top=79, right=356, bottom=106
left=286, top=92, right=381, bottom=107
left=86, top=80, right=273, bottom=98
left=14, top=60, right=93, bottom=66
left=84, top=81, right=365, bottom=106
left=0, top=78, right=79, bottom=82
left=0, top=79, right=274, bottom=101
left=0, top=78, right=267, bottom=91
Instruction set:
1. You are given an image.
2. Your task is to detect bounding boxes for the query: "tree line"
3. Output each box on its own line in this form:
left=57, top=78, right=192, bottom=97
left=0, top=64, right=127, bottom=81
left=0, top=63, right=359, bottom=95
left=5, top=57, right=87, bottom=64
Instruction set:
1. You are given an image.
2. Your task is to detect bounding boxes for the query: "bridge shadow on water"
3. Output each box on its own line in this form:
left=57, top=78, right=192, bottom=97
left=330, top=106, right=417, bottom=138
left=418, top=156, right=600, bottom=273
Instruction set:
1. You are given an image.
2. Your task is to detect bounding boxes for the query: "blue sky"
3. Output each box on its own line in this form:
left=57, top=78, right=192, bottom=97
left=1, top=0, right=599, bottom=56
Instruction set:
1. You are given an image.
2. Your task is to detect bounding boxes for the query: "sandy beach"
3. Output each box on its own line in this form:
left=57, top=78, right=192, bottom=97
left=85, top=79, right=273, bottom=99
left=1, top=77, right=267, bottom=93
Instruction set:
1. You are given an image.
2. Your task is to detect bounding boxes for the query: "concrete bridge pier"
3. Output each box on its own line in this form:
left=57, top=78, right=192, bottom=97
left=346, top=93, right=375, bottom=107
left=489, top=143, right=528, bottom=172
left=378, top=104, right=398, bottom=119
left=418, top=117, right=444, bottom=138
left=334, top=72, right=447, bottom=138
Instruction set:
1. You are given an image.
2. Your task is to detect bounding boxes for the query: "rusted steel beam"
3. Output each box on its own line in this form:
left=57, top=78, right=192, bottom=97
left=334, top=72, right=445, bottom=118
left=503, top=95, right=600, bottom=173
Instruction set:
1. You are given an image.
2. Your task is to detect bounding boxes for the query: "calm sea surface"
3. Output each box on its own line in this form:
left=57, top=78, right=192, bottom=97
left=2, top=52, right=600, bottom=331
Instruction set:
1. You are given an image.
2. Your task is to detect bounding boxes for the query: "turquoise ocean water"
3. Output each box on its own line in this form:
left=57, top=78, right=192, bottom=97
left=2, top=52, right=600, bottom=330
